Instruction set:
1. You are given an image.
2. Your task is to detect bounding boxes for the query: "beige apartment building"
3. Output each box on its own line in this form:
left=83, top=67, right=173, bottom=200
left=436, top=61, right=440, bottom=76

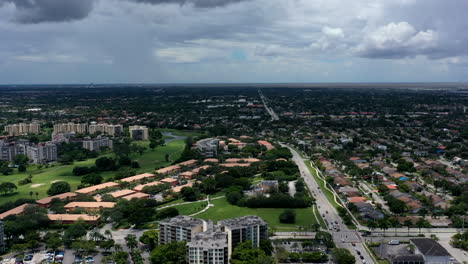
left=129, top=125, right=149, bottom=140
left=88, top=123, right=123, bottom=136
left=4, top=123, right=40, bottom=136
left=53, top=123, right=88, bottom=134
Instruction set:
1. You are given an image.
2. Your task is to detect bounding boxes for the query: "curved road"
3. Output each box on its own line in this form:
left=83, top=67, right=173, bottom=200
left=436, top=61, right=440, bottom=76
left=283, top=144, right=375, bottom=264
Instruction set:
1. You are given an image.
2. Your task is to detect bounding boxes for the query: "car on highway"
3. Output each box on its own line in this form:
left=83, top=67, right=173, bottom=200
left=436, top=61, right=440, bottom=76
left=356, top=250, right=361, bottom=255
left=359, top=255, right=364, bottom=260
left=86, top=256, right=94, bottom=263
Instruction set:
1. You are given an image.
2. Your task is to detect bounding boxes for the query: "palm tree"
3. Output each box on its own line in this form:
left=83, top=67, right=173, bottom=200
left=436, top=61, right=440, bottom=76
left=29, top=191, right=33, bottom=198
left=35, top=191, right=39, bottom=199
left=113, top=243, right=122, bottom=252
left=388, top=217, right=399, bottom=236
left=125, top=234, right=138, bottom=253
left=404, top=219, right=413, bottom=236
left=378, top=219, right=389, bottom=237
left=104, top=229, right=112, bottom=239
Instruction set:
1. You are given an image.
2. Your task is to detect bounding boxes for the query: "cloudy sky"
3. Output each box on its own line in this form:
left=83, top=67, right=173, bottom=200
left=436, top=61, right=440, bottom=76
left=1, top=0, right=467, bottom=84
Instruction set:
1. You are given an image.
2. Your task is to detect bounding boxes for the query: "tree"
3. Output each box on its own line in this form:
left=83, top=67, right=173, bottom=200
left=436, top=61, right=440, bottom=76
left=150, top=241, right=186, bottom=264
left=180, top=187, right=198, bottom=201
left=140, top=230, right=159, bottom=251
left=404, top=219, right=413, bottom=236
left=81, top=173, right=103, bottom=185
left=378, top=218, right=389, bottom=236
left=14, top=154, right=29, bottom=167
left=331, top=248, right=355, bottom=264
left=0, top=182, right=18, bottom=195
left=259, top=240, right=273, bottom=256
left=95, top=157, right=116, bottom=171
left=63, top=221, right=88, bottom=247
left=315, top=231, right=334, bottom=248
left=230, top=241, right=274, bottom=264
left=279, top=209, right=296, bottom=224
left=44, top=232, right=63, bottom=251
left=47, top=181, right=71, bottom=196
left=416, top=218, right=431, bottom=234
left=125, top=234, right=138, bottom=253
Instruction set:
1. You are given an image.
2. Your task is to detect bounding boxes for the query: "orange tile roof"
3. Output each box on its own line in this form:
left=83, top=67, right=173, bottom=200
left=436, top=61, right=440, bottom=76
left=204, top=158, right=219, bottom=163
left=161, top=178, right=178, bottom=183
left=47, top=214, right=100, bottom=222
left=133, top=181, right=162, bottom=192
left=65, top=202, right=115, bottom=209
left=0, top=203, right=31, bottom=219
left=120, top=173, right=155, bottom=183
left=172, top=182, right=194, bottom=193
left=75, top=182, right=120, bottom=194
left=110, top=189, right=136, bottom=198
left=220, top=163, right=251, bottom=167
left=156, top=165, right=181, bottom=174
left=390, top=173, right=405, bottom=178
left=386, top=184, right=398, bottom=190
left=36, top=192, right=77, bottom=205
left=178, top=159, right=198, bottom=166
left=348, top=197, right=367, bottom=203
left=123, top=192, right=150, bottom=200
left=225, top=158, right=260, bottom=163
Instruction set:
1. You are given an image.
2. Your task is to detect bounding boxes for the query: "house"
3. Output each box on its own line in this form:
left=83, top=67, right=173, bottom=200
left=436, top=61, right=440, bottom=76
left=75, top=182, right=120, bottom=195
left=355, top=202, right=384, bottom=220
left=0, top=204, right=31, bottom=220
left=64, top=202, right=116, bottom=212
left=348, top=197, right=367, bottom=203
left=119, top=173, right=155, bottom=183
left=36, top=192, right=77, bottom=208
left=258, top=140, right=274, bottom=150
left=109, top=189, right=136, bottom=199
left=161, top=178, right=179, bottom=187
left=334, top=176, right=353, bottom=187
left=204, top=158, right=219, bottom=163
left=172, top=182, right=194, bottom=193
left=410, top=238, right=452, bottom=264
left=224, top=158, right=260, bottom=163
left=133, top=181, right=162, bottom=192
left=179, top=171, right=195, bottom=180
left=47, top=214, right=100, bottom=224
left=338, top=187, right=361, bottom=197
left=122, top=192, right=150, bottom=200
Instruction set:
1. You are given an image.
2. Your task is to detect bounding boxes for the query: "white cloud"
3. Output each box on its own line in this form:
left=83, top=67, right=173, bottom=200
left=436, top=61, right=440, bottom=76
left=322, top=26, right=344, bottom=38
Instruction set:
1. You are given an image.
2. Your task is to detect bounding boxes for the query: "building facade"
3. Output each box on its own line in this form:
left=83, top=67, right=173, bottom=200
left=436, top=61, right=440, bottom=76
left=196, top=138, right=219, bottom=158
left=129, top=125, right=149, bottom=140
left=88, top=123, right=123, bottom=137
left=26, top=142, right=58, bottom=164
left=159, top=215, right=208, bottom=245
left=187, top=231, right=229, bottom=264
left=82, top=136, right=113, bottom=152
left=4, top=123, right=40, bottom=136
left=218, top=216, right=269, bottom=258
left=53, top=123, right=88, bottom=134
left=0, top=140, right=29, bottom=161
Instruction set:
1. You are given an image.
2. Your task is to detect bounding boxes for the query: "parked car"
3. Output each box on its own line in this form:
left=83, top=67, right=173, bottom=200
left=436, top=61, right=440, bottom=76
left=388, top=240, right=400, bottom=245
left=86, top=256, right=94, bottom=263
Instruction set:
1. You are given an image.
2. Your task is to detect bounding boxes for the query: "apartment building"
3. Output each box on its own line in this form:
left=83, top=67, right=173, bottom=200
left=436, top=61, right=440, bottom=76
left=218, top=216, right=268, bottom=258
left=4, top=123, right=40, bottom=136
left=0, top=140, right=28, bottom=161
left=129, top=125, right=149, bottom=140
left=188, top=230, right=228, bottom=264
left=53, top=123, right=88, bottom=134
left=88, top=123, right=123, bottom=136
left=159, top=215, right=209, bottom=245
left=82, top=136, right=113, bottom=152
left=26, top=142, right=58, bottom=164
left=196, top=138, right=219, bottom=158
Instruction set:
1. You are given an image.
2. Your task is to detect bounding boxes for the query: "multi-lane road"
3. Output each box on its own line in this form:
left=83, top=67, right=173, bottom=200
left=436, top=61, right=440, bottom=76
left=258, top=89, right=279, bottom=121
left=284, top=144, right=375, bottom=264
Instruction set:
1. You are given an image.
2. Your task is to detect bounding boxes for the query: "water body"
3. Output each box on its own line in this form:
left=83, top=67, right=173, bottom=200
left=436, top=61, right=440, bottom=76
left=162, top=131, right=187, bottom=143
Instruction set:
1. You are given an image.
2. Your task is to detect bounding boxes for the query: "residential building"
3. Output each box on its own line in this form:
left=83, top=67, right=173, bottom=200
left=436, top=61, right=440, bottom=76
left=75, top=182, right=120, bottom=195
left=36, top=192, right=77, bottom=208
left=4, top=123, right=40, bottom=136
left=88, top=123, right=123, bottom=136
left=410, top=238, right=452, bottom=264
left=129, top=125, right=149, bottom=140
left=47, top=214, right=100, bottom=224
left=187, top=230, right=228, bottom=264
left=218, top=216, right=268, bottom=258
left=82, top=136, right=113, bottom=152
left=0, top=140, right=28, bottom=161
left=64, top=202, right=116, bottom=212
left=197, top=138, right=220, bottom=157
left=159, top=215, right=208, bottom=245
left=51, top=132, right=76, bottom=143
left=390, top=255, right=425, bottom=264
left=53, top=123, right=88, bottom=134
left=26, top=142, right=58, bottom=164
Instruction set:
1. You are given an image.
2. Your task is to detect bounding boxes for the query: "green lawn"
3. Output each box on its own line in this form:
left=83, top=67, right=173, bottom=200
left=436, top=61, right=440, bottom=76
left=0, top=139, right=186, bottom=205
left=172, top=201, right=208, bottom=215
left=159, top=129, right=205, bottom=138
left=304, top=161, right=341, bottom=209
left=196, top=197, right=318, bottom=231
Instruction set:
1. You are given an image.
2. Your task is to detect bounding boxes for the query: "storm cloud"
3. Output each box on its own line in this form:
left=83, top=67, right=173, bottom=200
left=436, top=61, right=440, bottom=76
left=128, top=0, right=250, bottom=8
left=1, top=0, right=95, bottom=23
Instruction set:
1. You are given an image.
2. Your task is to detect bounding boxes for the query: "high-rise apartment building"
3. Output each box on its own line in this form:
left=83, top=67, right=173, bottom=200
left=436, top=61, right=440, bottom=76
left=187, top=230, right=228, bottom=264
left=88, top=123, right=123, bottom=137
left=4, top=123, right=40, bottom=136
left=82, top=136, right=113, bottom=152
left=53, top=123, right=88, bottom=134
left=158, top=215, right=208, bottom=245
left=0, top=140, right=28, bottom=161
left=218, top=216, right=268, bottom=258
left=129, top=125, right=149, bottom=140
left=196, top=138, right=219, bottom=158
left=26, top=142, right=58, bottom=164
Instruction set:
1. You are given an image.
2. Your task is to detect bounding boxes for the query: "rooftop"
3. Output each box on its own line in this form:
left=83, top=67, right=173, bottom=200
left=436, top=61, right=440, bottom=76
left=65, top=202, right=116, bottom=209
left=133, top=181, right=162, bottom=192
left=159, top=215, right=205, bottom=228
left=188, top=230, right=228, bottom=248
left=47, top=214, right=100, bottom=222
left=122, top=192, right=150, bottom=200
left=410, top=238, right=451, bottom=256
left=119, top=173, right=155, bottom=183
left=36, top=192, right=77, bottom=205
left=218, top=215, right=267, bottom=229
left=75, top=182, right=120, bottom=194
left=109, top=189, right=136, bottom=198
left=0, top=203, right=31, bottom=219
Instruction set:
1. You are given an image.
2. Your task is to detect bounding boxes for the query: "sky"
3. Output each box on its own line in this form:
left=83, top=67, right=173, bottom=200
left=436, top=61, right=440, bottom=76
left=0, top=0, right=468, bottom=84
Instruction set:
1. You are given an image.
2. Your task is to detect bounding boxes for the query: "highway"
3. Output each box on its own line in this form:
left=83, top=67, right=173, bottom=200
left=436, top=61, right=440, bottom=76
left=258, top=89, right=279, bottom=121
left=284, top=144, right=375, bottom=264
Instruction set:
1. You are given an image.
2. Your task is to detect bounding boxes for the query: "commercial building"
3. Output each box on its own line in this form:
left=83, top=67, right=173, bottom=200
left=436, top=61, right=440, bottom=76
left=0, top=140, right=28, bottom=161
left=218, top=216, right=268, bottom=258
left=196, top=138, right=219, bottom=157
left=129, top=125, right=149, bottom=140
left=4, top=123, right=40, bottom=136
left=82, top=136, right=113, bottom=152
left=53, top=123, right=88, bottom=134
left=187, top=230, right=228, bottom=264
left=88, top=123, right=123, bottom=137
left=410, top=238, right=452, bottom=264
left=26, top=142, right=58, bottom=164
left=159, top=215, right=209, bottom=245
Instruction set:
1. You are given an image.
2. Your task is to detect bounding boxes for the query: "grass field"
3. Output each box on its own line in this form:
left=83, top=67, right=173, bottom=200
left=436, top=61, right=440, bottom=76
left=196, top=197, right=319, bottom=231
left=172, top=201, right=208, bottom=215
left=159, top=129, right=205, bottom=138
left=0, top=139, right=186, bottom=205
left=304, top=161, right=341, bottom=209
